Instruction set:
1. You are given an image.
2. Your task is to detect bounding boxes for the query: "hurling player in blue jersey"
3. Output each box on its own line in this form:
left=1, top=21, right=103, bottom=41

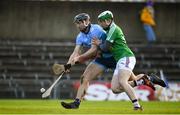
left=60, top=13, right=116, bottom=109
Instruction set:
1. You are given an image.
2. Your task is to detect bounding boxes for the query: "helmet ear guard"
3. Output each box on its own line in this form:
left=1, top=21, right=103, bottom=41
left=74, top=13, right=90, bottom=23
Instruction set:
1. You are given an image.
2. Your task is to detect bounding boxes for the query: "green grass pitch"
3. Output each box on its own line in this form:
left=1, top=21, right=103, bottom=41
left=0, top=99, right=179, bottom=114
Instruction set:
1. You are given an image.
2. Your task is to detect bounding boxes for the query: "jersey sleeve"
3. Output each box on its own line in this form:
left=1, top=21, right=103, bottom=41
left=92, top=26, right=106, bottom=41
left=76, top=33, right=83, bottom=45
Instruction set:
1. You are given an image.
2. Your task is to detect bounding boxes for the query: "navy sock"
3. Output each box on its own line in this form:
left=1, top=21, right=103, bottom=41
left=74, top=98, right=81, bottom=105
left=132, top=99, right=138, bottom=103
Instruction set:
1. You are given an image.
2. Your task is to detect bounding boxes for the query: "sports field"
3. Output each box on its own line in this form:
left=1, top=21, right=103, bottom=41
left=0, top=100, right=179, bottom=114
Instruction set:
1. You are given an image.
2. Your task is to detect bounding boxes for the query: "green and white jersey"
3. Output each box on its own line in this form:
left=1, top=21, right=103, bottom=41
left=106, top=22, right=134, bottom=61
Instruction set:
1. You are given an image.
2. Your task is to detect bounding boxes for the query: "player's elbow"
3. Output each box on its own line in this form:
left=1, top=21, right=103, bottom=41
left=99, top=44, right=110, bottom=52
left=99, top=41, right=112, bottom=53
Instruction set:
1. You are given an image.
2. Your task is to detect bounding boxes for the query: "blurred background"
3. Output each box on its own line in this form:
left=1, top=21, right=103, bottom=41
left=0, top=0, right=179, bottom=101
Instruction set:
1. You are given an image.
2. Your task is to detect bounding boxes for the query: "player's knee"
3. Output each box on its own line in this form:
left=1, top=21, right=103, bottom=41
left=111, top=85, right=119, bottom=94
left=80, top=75, right=89, bottom=84
left=119, top=80, right=127, bottom=87
left=111, top=89, right=119, bottom=94
left=112, top=88, right=124, bottom=94
left=111, top=83, right=124, bottom=94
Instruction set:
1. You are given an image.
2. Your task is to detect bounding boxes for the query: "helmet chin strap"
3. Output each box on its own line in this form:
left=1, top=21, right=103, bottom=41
left=104, top=26, right=110, bottom=31
left=80, top=21, right=91, bottom=34
left=83, top=20, right=89, bottom=27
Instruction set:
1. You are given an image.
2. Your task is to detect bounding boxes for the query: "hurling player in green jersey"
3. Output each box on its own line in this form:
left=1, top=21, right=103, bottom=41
left=92, top=10, right=166, bottom=110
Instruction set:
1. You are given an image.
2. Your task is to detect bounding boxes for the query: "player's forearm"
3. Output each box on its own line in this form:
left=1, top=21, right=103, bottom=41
left=62, top=52, right=78, bottom=72
left=78, top=46, right=97, bottom=61
left=64, top=53, right=78, bottom=71
left=67, top=45, right=81, bottom=65
left=67, top=52, right=79, bottom=65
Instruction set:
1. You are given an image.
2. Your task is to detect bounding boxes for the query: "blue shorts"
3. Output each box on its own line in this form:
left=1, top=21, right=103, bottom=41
left=92, top=56, right=116, bottom=70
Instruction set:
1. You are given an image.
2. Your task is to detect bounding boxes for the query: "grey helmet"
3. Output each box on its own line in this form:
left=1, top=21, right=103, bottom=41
left=74, top=13, right=90, bottom=23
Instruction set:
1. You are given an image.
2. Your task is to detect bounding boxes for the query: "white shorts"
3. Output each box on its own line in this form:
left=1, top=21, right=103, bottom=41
left=113, top=56, right=136, bottom=76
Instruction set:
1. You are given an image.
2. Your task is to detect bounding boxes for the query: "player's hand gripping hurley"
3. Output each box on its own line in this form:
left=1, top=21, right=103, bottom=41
left=52, top=64, right=71, bottom=75
left=42, top=62, right=78, bottom=98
